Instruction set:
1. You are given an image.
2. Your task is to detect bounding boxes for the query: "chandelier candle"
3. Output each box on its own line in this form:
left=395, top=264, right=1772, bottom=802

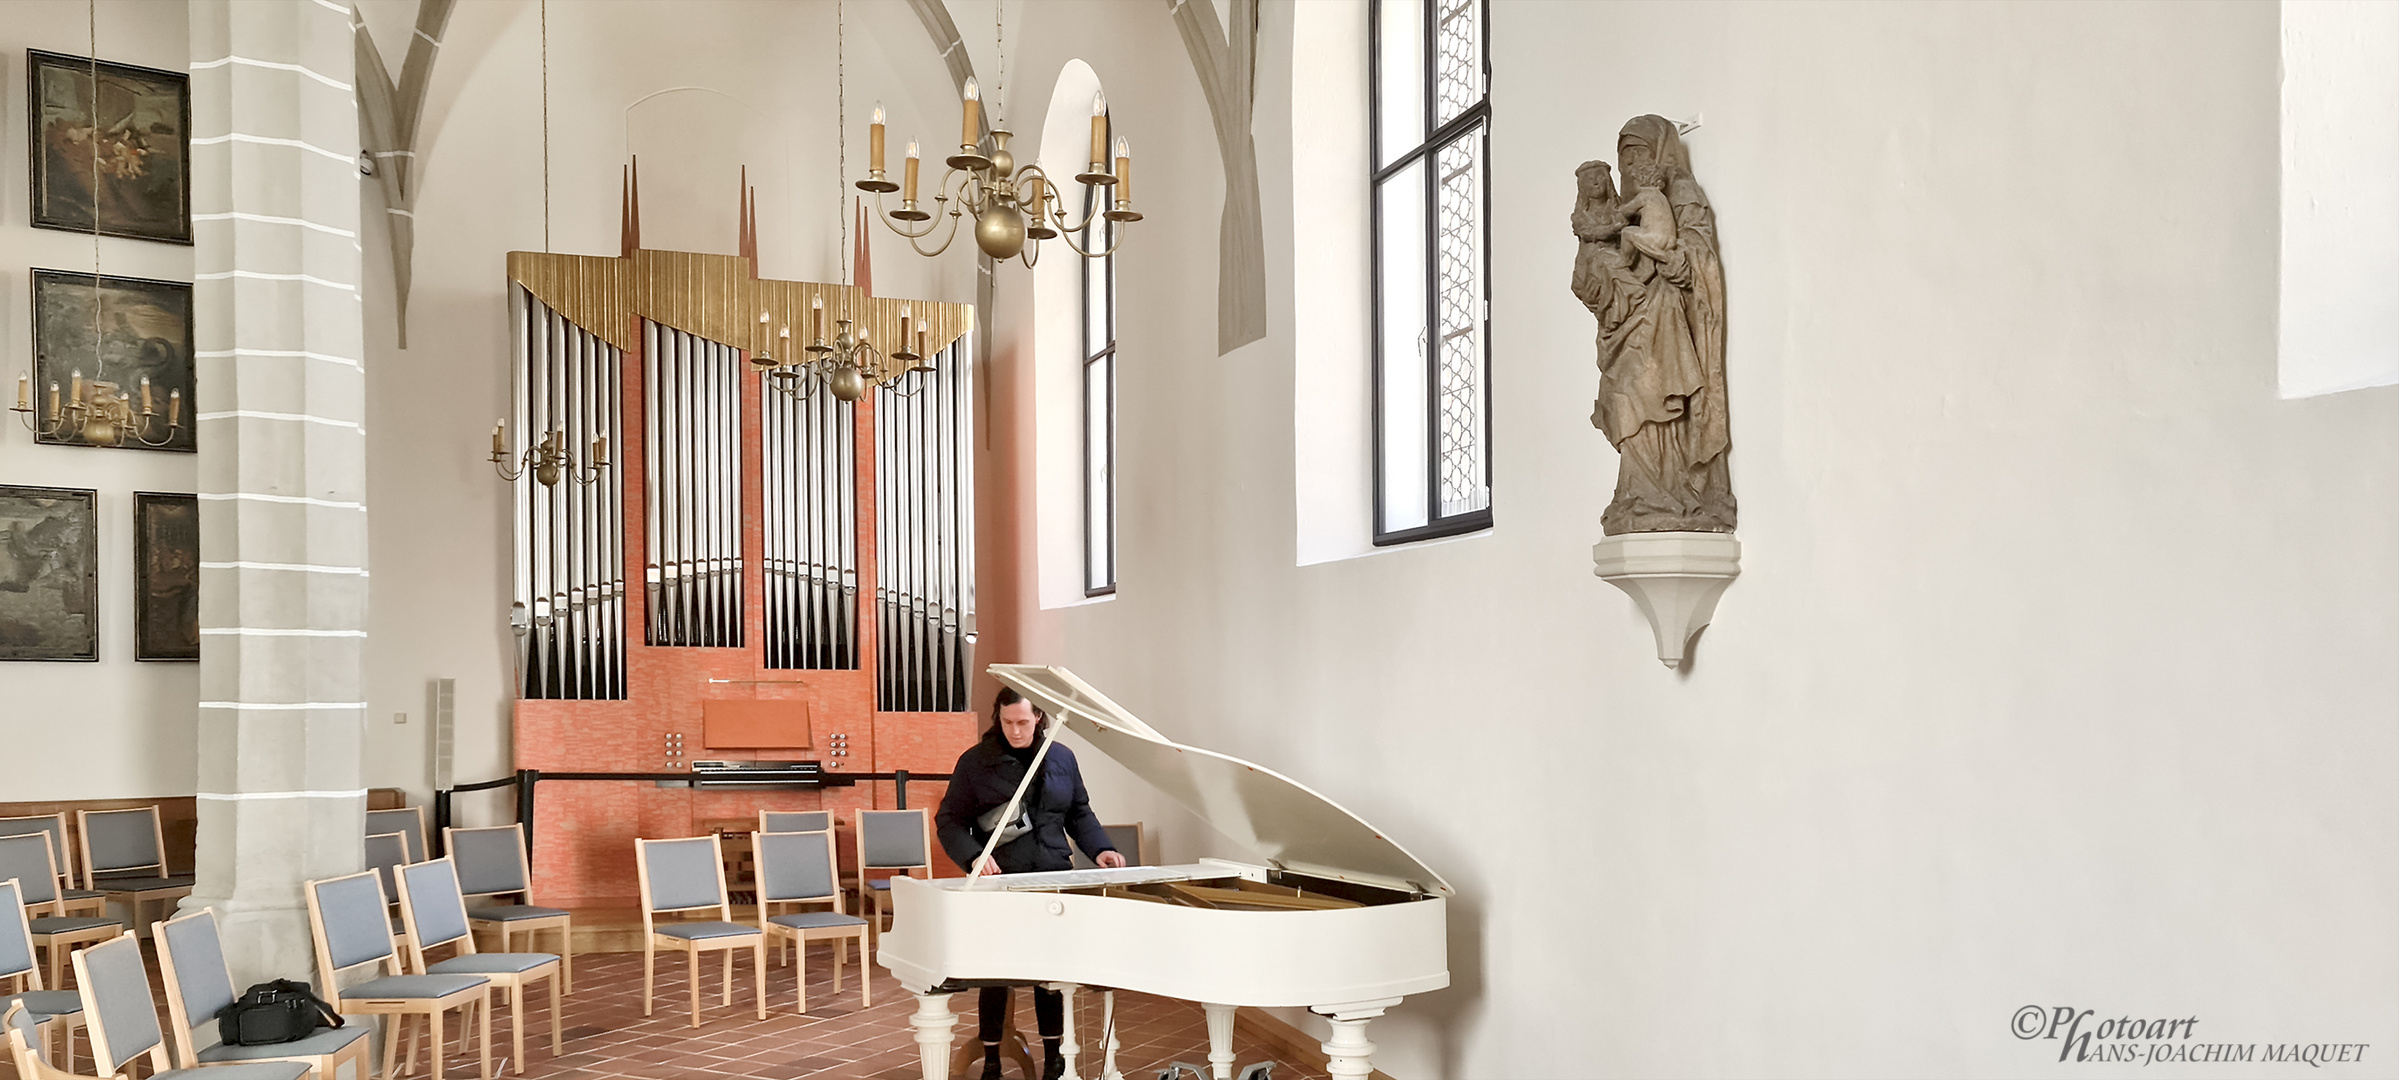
left=812, top=295, right=826, bottom=345
left=1116, top=137, right=1133, bottom=206
left=904, top=142, right=920, bottom=204
left=961, top=78, right=980, bottom=148
left=1091, top=92, right=1108, bottom=168
left=14, top=373, right=25, bottom=410
left=871, top=104, right=885, bottom=173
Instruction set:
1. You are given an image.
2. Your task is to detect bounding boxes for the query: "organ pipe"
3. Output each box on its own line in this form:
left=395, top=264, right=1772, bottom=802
left=512, top=287, right=627, bottom=699
left=876, top=334, right=975, bottom=712
left=644, top=320, right=744, bottom=647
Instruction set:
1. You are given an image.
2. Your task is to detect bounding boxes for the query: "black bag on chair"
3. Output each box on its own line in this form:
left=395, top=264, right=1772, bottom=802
left=218, top=979, right=344, bottom=1046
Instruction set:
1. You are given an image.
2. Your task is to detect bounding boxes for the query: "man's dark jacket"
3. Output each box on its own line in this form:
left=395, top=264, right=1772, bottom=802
left=936, top=730, right=1116, bottom=874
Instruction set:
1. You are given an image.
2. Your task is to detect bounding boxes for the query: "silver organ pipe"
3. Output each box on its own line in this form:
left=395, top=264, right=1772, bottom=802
left=763, top=363, right=859, bottom=669
left=512, top=287, right=627, bottom=699
left=876, top=334, right=976, bottom=712
left=643, top=320, right=744, bottom=648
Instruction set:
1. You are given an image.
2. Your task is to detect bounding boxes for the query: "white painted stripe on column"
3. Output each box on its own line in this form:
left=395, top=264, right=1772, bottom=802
left=386, top=208, right=414, bottom=218
left=195, top=348, right=362, bottom=370
left=372, top=150, right=416, bottom=159
left=198, top=789, right=369, bottom=801
left=189, top=55, right=353, bottom=92
left=200, top=701, right=369, bottom=710
left=316, top=0, right=350, bottom=13
left=197, top=410, right=365, bottom=433
left=198, top=492, right=367, bottom=511
left=201, top=561, right=369, bottom=577
left=195, top=269, right=358, bottom=293
left=192, top=211, right=358, bottom=238
left=191, top=132, right=356, bottom=165
left=199, top=627, right=369, bottom=638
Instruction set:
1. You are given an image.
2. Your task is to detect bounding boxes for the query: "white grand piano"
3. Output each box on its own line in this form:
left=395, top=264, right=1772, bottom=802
left=878, top=665, right=1451, bottom=1080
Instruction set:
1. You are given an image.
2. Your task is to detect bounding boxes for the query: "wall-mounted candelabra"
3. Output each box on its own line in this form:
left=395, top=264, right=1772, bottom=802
left=12, top=369, right=182, bottom=448
left=857, top=85, right=1140, bottom=265
left=750, top=298, right=936, bottom=403
left=491, top=420, right=608, bottom=486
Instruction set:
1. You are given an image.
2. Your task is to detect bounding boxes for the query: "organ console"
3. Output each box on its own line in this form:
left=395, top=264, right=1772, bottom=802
left=877, top=665, right=1451, bottom=1080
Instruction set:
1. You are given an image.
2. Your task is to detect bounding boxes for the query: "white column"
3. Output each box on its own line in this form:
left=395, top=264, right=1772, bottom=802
left=184, top=0, right=369, bottom=989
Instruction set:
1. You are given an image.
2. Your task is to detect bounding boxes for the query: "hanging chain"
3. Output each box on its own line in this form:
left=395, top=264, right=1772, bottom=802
left=838, top=0, right=848, bottom=286
left=994, top=0, right=1004, bottom=128
left=90, top=0, right=103, bottom=378
left=541, top=0, right=550, bottom=252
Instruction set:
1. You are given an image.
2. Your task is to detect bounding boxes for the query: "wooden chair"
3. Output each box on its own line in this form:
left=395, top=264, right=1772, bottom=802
left=7, top=998, right=311, bottom=1080
left=442, top=825, right=573, bottom=993
left=633, top=836, right=766, bottom=1028
left=0, top=836, right=119, bottom=990
left=751, top=831, right=870, bottom=1014
left=367, top=832, right=411, bottom=943
left=395, top=858, right=563, bottom=1075
left=851, top=809, right=932, bottom=943
left=0, top=880, right=86, bottom=1075
left=0, top=818, right=103, bottom=919
left=365, top=808, right=431, bottom=864
left=305, top=870, right=492, bottom=1080
left=758, top=811, right=831, bottom=834
left=154, top=906, right=372, bottom=1079
left=71, top=932, right=315, bottom=1080
left=74, top=807, right=192, bottom=933
left=1070, top=823, right=1150, bottom=869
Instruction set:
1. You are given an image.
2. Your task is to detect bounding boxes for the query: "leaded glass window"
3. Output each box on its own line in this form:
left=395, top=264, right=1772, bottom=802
left=1373, top=0, right=1490, bottom=543
left=1083, top=134, right=1119, bottom=596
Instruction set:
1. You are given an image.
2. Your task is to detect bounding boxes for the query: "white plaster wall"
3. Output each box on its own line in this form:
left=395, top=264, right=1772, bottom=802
left=2277, top=0, right=2399, bottom=398
left=0, top=1, right=199, bottom=801
left=999, top=1, right=2399, bottom=1076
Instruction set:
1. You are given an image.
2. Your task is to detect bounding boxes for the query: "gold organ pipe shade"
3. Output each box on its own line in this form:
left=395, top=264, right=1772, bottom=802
left=506, top=249, right=975, bottom=369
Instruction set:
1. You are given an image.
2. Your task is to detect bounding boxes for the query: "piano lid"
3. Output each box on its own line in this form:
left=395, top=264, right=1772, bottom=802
left=988, top=665, right=1453, bottom=897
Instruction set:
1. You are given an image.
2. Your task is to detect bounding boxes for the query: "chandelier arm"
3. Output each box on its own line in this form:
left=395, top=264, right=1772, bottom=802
left=1052, top=218, right=1131, bottom=259
left=871, top=188, right=945, bottom=241
left=492, top=454, right=526, bottom=482
left=903, top=208, right=966, bottom=258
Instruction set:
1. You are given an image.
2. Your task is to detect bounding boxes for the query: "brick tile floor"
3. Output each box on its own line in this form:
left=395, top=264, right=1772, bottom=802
left=11, top=945, right=1324, bottom=1080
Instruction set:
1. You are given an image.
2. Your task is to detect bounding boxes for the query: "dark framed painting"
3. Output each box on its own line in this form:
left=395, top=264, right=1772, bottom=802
left=31, top=268, right=196, bottom=453
left=134, top=492, right=199, bottom=661
left=27, top=49, right=192, bottom=244
left=0, top=486, right=99, bottom=662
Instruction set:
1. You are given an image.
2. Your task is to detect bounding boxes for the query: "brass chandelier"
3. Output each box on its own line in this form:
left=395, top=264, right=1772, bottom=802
left=13, top=369, right=182, bottom=448
left=748, top=297, right=933, bottom=404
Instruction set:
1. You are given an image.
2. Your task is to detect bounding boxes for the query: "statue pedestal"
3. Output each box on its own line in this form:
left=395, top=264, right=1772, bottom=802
left=1592, top=530, right=1740, bottom=668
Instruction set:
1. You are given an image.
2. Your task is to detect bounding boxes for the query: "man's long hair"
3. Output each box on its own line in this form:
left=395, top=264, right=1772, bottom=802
left=989, top=686, right=1050, bottom=739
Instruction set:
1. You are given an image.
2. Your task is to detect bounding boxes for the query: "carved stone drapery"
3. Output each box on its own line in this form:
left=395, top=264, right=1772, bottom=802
left=1571, top=115, right=1735, bottom=535
left=1170, top=0, right=1267, bottom=355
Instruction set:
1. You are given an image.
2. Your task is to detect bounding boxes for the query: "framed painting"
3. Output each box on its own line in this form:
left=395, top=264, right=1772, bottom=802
left=0, top=486, right=99, bottom=662
left=31, top=268, right=195, bottom=453
left=27, top=49, right=192, bottom=243
left=133, top=492, right=199, bottom=661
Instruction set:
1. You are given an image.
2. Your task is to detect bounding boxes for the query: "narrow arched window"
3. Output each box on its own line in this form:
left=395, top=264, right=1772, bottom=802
left=1373, top=0, right=1490, bottom=543
left=1083, top=119, right=1119, bottom=595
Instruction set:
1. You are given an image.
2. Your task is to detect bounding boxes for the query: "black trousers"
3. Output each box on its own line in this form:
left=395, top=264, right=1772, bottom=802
left=979, top=986, right=1064, bottom=1044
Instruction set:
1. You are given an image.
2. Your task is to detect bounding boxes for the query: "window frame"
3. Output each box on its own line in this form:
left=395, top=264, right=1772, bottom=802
left=1081, top=139, right=1119, bottom=597
left=1369, top=0, right=1493, bottom=547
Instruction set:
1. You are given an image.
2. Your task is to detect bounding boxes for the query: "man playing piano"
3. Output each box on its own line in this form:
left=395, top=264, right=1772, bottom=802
left=937, top=687, right=1126, bottom=1080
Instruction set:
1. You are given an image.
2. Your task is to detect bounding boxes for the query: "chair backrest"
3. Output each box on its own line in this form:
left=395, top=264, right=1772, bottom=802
left=364, top=807, right=428, bottom=863
left=854, top=809, right=931, bottom=872
left=78, top=807, right=166, bottom=879
left=636, top=836, right=728, bottom=918
left=307, top=871, right=398, bottom=978
left=396, top=859, right=474, bottom=955
left=752, top=831, right=841, bottom=906
left=444, top=825, right=530, bottom=897
left=365, top=832, right=409, bottom=904
left=3, top=1001, right=72, bottom=1080
left=1070, top=822, right=1149, bottom=869
left=73, top=931, right=164, bottom=1073
left=0, top=835, right=63, bottom=907
left=155, top=907, right=238, bottom=1058
left=0, top=816, right=73, bottom=889
left=0, top=880, right=39, bottom=987
left=760, top=810, right=831, bottom=834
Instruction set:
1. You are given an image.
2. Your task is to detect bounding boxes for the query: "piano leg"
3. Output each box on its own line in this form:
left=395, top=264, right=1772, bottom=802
left=1051, top=984, right=1081, bottom=1080
left=1203, top=1003, right=1237, bottom=1080
left=1311, top=1000, right=1399, bottom=1080
left=909, top=992, right=957, bottom=1080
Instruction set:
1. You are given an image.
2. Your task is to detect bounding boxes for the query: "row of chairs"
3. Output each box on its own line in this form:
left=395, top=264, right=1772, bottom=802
left=0, top=807, right=194, bottom=932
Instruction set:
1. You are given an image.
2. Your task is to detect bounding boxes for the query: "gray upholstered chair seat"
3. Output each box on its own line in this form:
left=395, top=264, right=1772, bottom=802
left=158, top=1061, right=314, bottom=1080
left=196, top=1025, right=368, bottom=1062
left=426, top=952, right=558, bottom=975
left=768, top=911, right=867, bottom=930
left=27, top=915, right=118, bottom=934
left=467, top=904, right=568, bottom=922
left=92, top=874, right=195, bottom=892
left=652, top=921, right=760, bottom=941
left=866, top=879, right=893, bottom=891
left=60, top=888, right=105, bottom=901
left=338, top=974, right=489, bottom=1000
left=1, top=990, right=82, bottom=1018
